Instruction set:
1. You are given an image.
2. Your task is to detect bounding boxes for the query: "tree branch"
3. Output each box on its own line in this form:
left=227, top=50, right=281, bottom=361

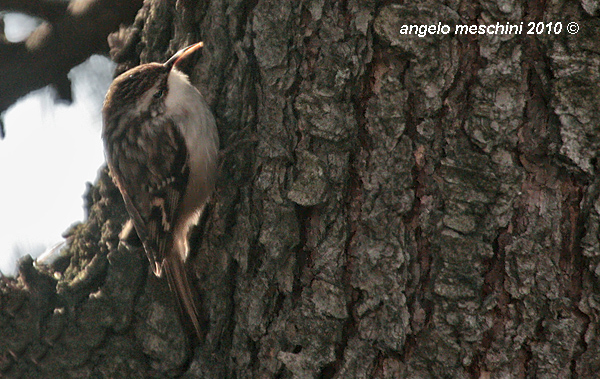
left=0, top=0, right=68, bottom=23
left=0, top=0, right=143, bottom=137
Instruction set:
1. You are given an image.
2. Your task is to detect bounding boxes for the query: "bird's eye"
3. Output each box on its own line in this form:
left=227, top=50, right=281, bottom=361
left=154, top=89, right=164, bottom=99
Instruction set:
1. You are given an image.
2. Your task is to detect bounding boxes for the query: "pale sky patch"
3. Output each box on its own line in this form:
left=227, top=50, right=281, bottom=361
left=0, top=54, right=114, bottom=275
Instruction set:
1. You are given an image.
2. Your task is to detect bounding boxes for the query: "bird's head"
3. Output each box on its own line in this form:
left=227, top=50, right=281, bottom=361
left=103, top=42, right=204, bottom=127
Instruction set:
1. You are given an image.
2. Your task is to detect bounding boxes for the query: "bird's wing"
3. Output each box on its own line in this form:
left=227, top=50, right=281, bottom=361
left=107, top=116, right=189, bottom=276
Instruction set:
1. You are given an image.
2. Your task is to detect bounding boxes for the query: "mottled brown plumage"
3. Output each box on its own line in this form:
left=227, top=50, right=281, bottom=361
left=102, top=42, right=218, bottom=339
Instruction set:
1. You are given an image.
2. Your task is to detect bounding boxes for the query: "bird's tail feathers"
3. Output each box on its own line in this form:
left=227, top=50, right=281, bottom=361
left=162, top=257, right=204, bottom=340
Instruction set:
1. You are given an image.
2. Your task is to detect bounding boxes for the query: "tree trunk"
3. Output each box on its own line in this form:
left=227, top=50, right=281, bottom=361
left=2, top=0, right=598, bottom=378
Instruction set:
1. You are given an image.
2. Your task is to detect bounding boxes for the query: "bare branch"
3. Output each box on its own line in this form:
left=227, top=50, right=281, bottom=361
left=0, top=0, right=68, bottom=23
left=0, top=0, right=143, bottom=137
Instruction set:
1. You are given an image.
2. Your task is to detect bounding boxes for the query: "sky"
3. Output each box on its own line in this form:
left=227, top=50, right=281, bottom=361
left=0, top=13, right=114, bottom=275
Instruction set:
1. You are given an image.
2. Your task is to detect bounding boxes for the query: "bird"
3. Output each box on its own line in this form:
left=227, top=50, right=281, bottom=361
left=101, top=42, right=218, bottom=338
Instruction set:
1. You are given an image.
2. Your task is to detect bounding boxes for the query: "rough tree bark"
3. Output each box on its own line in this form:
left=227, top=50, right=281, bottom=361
left=1, top=0, right=599, bottom=378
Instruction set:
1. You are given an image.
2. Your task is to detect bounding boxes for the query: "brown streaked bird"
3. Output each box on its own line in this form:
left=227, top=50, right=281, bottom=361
left=102, top=42, right=218, bottom=338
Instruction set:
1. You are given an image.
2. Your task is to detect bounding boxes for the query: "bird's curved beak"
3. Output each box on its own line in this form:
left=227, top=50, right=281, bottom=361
left=164, top=41, right=204, bottom=70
